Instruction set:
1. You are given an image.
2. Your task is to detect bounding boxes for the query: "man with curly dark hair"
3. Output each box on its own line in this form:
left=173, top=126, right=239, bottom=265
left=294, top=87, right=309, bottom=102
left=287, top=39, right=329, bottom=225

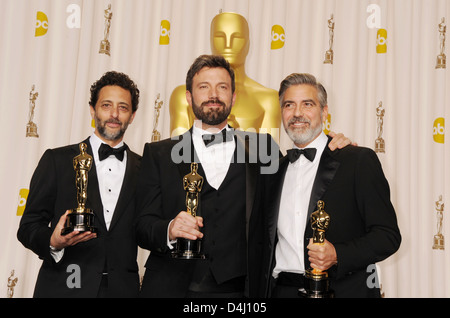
left=18, top=71, right=142, bottom=297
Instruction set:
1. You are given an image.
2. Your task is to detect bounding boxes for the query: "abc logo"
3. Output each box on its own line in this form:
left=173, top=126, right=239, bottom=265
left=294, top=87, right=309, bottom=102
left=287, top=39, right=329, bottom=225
left=376, top=29, right=387, bottom=53
left=159, top=20, right=170, bottom=45
left=17, top=188, right=29, bottom=216
left=35, top=11, right=48, bottom=37
left=433, top=117, right=445, bottom=144
left=271, top=25, right=285, bottom=50
left=323, top=113, right=331, bottom=135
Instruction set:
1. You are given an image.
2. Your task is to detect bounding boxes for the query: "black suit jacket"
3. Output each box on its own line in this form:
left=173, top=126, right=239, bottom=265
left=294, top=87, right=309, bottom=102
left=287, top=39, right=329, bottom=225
left=136, top=128, right=279, bottom=297
left=17, top=138, right=141, bottom=297
left=263, top=137, right=401, bottom=297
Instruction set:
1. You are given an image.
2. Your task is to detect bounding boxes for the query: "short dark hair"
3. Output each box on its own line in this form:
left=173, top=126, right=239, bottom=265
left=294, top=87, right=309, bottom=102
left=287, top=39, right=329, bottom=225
left=89, top=71, right=140, bottom=113
left=186, top=55, right=235, bottom=94
left=278, top=73, right=327, bottom=110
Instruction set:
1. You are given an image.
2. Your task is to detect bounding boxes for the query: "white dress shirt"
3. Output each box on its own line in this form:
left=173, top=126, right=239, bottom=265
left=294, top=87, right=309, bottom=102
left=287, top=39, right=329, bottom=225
left=167, top=124, right=235, bottom=248
left=273, top=131, right=328, bottom=278
left=191, top=123, right=235, bottom=190
left=89, top=133, right=127, bottom=230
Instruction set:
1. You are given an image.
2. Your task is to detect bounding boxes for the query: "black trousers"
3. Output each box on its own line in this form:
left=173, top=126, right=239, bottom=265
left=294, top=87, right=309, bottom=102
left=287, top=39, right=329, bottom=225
left=271, top=272, right=305, bottom=298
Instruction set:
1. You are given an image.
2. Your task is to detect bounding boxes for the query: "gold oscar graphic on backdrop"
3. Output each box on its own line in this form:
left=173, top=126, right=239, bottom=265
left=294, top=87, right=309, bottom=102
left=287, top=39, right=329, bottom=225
left=433, top=195, right=445, bottom=250
left=35, top=11, right=48, bottom=37
left=62, top=143, right=97, bottom=235
left=159, top=20, right=171, bottom=45
left=152, top=94, right=163, bottom=142
left=271, top=25, right=285, bottom=50
left=172, top=162, right=206, bottom=259
left=6, top=270, right=18, bottom=298
left=433, top=117, right=445, bottom=144
left=99, top=4, right=112, bottom=56
left=375, top=101, right=385, bottom=153
left=299, top=201, right=334, bottom=298
left=169, top=12, right=281, bottom=140
left=324, top=14, right=334, bottom=64
left=26, top=85, right=39, bottom=138
left=436, top=18, right=446, bottom=69
left=376, top=29, right=387, bottom=53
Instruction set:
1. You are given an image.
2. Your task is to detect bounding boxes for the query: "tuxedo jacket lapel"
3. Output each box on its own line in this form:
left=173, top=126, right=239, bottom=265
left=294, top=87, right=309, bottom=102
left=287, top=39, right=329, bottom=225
left=268, top=156, right=289, bottom=249
left=109, top=146, right=139, bottom=231
left=235, top=131, right=259, bottom=240
left=307, top=139, right=340, bottom=220
left=84, top=139, right=107, bottom=231
left=175, top=129, right=197, bottom=177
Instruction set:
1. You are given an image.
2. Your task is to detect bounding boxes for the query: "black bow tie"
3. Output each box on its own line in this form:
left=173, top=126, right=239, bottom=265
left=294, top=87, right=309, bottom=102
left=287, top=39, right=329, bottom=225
left=202, top=129, right=234, bottom=147
left=98, top=143, right=127, bottom=161
left=287, top=148, right=317, bottom=163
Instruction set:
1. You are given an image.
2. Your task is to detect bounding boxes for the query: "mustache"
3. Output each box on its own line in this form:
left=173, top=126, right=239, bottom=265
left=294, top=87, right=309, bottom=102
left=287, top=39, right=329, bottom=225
left=288, top=116, right=310, bottom=126
left=201, top=98, right=226, bottom=108
left=105, top=118, right=122, bottom=125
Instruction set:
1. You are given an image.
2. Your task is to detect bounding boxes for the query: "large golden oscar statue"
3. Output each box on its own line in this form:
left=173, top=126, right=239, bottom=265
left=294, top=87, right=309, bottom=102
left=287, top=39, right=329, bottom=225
left=169, top=12, right=281, bottom=141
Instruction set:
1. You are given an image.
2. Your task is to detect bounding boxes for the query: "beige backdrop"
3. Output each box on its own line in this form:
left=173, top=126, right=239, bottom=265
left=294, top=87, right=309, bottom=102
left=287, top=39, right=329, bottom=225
left=1, top=0, right=449, bottom=298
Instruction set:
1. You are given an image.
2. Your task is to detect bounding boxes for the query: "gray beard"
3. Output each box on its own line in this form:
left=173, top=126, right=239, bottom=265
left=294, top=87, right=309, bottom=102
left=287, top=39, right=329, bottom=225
left=95, top=116, right=129, bottom=141
left=285, top=118, right=323, bottom=146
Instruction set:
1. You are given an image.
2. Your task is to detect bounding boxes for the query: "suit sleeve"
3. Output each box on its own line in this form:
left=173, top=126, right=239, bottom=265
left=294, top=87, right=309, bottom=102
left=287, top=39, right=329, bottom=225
left=17, top=149, right=58, bottom=263
left=333, top=148, right=401, bottom=279
left=135, top=143, right=172, bottom=253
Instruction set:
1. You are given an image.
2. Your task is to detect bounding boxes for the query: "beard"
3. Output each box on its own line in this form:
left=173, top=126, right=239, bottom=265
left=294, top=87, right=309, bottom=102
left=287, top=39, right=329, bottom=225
left=191, top=96, right=232, bottom=126
left=94, top=115, right=131, bottom=141
left=285, top=116, right=323, bottom=146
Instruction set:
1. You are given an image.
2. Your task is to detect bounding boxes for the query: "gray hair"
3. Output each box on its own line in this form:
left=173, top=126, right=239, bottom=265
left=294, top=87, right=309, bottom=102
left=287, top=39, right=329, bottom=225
left=278, top=73, right=327, bottom=109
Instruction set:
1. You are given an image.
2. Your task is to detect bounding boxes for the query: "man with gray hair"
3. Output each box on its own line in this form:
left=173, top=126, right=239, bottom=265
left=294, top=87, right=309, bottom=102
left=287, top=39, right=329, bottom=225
left=262, top=73, right=401, bottom=297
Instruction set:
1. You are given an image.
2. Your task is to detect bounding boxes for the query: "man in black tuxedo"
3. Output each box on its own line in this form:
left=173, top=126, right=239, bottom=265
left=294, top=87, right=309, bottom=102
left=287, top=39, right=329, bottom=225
left=136, top=55, right=279, bottom=298
left=263, top=73, right=401, bottom=298
left=17, top=71, right=141, bottom=297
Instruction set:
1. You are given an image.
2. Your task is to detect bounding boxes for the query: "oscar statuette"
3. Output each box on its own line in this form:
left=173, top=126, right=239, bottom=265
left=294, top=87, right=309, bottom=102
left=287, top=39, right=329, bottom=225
left=26, top=85, right=39, bottom=138
left=172, top=162, right=206, bottom=259
left=375, top=101, right=385, bottom=153
left=436, top=18, right=446, bottom=69
left=99, top=4, right=112, bottom=56
left=433, top=195, right=445, bottom=250
left=151, top=94, right=163, bottom=142
left=61, top=143, right=97, bottom=235
left=323, top=14, right=334, bottom=64
left=299, top=200, right=334, bottom=298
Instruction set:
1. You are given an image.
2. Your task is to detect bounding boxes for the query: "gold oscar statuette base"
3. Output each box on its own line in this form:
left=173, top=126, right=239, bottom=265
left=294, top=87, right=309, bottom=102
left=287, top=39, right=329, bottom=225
left=324, top=50, right=333, bottom=64
left=61, top=207, right=97, bottom=236
left=151, top=131, right=161, bottom=142
left=26, top=122, right=39, bottom=138
left=436, top=54, right=446, bottom=69
left=433, top=234, right=445, bottom=250
left=299, top=268, right=334, bottom=298
left=171, top=238, right=206, bottom=260
left=375, top=138, right=385, bottom=153
left=99, top=40, right=110, bottom=56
